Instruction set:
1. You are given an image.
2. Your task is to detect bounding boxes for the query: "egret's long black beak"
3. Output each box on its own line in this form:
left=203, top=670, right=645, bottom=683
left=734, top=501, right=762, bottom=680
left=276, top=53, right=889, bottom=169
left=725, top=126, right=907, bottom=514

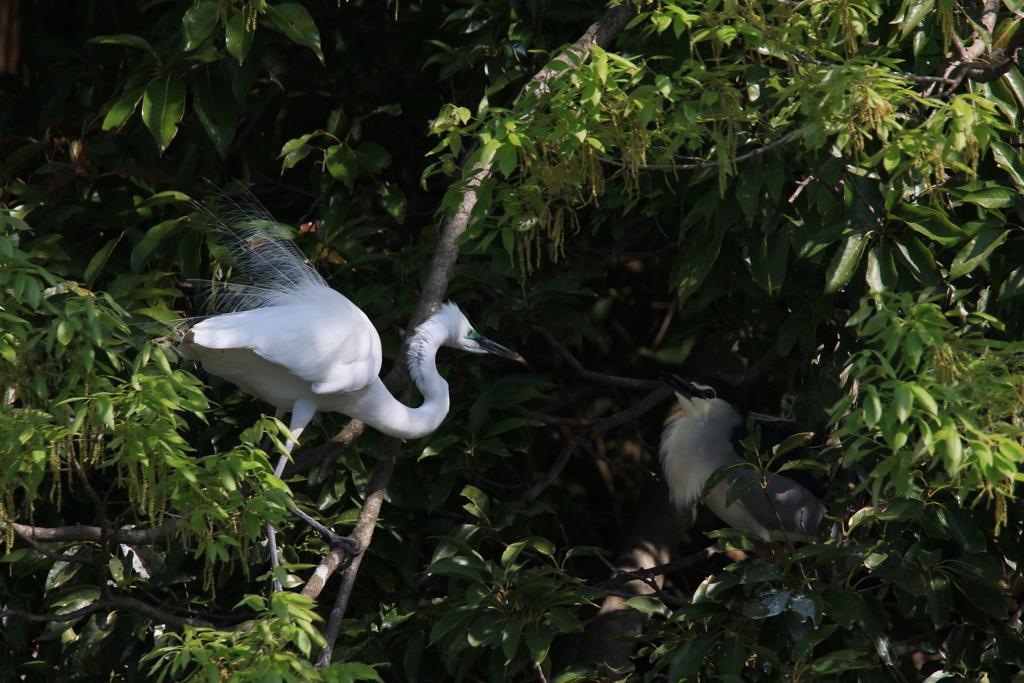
left=479, top=336, right=525, bottom=363
left=660, top=371, right=699, bottom=397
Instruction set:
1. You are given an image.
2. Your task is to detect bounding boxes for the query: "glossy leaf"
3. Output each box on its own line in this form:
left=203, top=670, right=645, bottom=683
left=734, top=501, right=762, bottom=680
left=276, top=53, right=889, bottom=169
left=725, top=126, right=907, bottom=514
left=102, top=86, right=146, bottom=130
left=225, top=8, right=255, bottom=64
left=194, top=71, right=239, bottom=159
left=891, top=204, right=964, bottom=246
left=141, top=76, right=186, bottom=153
left=824, top=231, right=868, bottom=294
left=264, top=4, right=325, bottom=64
left=182, top=0, right=220, bottom=51
left=88, top=34, right=153, bottom=52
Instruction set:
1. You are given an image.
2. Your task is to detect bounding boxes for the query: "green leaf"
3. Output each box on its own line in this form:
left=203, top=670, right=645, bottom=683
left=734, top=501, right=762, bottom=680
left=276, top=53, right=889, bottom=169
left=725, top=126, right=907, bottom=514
left=496, top=143, right=517, bottom=178
left=990, top=139, right=1024, bottom=188
left=102, top=86, right=146, bottom=131
left=824, top=231, right=868, bottom=294
left=822, top=589, right=861, bottom=629
left=461, top=485, right=490, bottom=516
left=725, top=475, right=757, bottom=508
left=875, top=498, right=924, bottom=520
left=908, top=385, right=938, bottom=415
left=949, top=229, right=1009, bottom=279
left=524, top=624, right=553, bottom=664
left=85, top=235, right=122, bottom=288
left=501, top=619, right=524, bottom=662
left=183, top=0, right=220, bottom=51
left=671, top=222, right=725, bottom=301
left=865, top=242, right=898, bottom=292
left=999, top=266, right=1024, bottom=300
left=773, top=432, right=813, bottom=457
left=264, top=3, right=324, bottom=64
left=326, top=144, right=359, bottom=185
left=925, top=572, right=951, bottom=624
left=194, top=71, right=239, bottom=159
left=142, top=76, right=186, bottom=154
left=900, top=0, right=935, bottom=38
left=424, top=556, right=486, bottom=584
left=936, top=506, right=986, bottom=552
left=960, top=187, right=1015, bottom=209
left=88, top=34, right=153, bottom=52
left=1004, top=66, right=1024, bottom=108
left=668, top=632, right=717, bottom=680
left=893, top=384, right=912, bottom=423
left=377, top=184, right=406, bottom=223
left=625, top=596, right=670, bottom=615
left=891, top=204, right=965, bottom=246
left=810, top=652, right=870, bottom=674
left=131, top=218, right=185, bottom=272
left=429, top=606, right=474, bottom=644
left=355, top=142, right=392, bottom=173
left=545, top=607, right=584, bottom=633
left=225, top=9, right=255, bottom=64
left=892, top=236, right=943, bottom=289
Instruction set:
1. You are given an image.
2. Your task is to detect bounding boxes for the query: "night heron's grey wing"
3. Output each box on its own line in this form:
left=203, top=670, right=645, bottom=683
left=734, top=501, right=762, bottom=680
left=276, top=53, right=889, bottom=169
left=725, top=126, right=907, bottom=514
left=728, top=470, right=824, bottom=542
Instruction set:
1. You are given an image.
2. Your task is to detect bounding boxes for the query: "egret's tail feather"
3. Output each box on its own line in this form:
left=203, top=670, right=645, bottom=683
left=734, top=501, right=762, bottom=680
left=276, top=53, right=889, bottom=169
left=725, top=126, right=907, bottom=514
left=189, top=192, right=330, bottom=317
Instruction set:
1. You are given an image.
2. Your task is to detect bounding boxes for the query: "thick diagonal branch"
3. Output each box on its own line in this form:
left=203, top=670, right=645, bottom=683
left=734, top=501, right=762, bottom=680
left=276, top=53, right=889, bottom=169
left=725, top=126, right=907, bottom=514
left=311, top=2, right=638, bottom=668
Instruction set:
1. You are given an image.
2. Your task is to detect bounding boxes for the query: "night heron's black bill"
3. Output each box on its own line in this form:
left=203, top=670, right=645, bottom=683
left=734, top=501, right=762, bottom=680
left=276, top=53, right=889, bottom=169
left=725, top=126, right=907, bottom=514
left=660, top=371, right=701, bottom=397
left=479, top=336, right=525, bottom=363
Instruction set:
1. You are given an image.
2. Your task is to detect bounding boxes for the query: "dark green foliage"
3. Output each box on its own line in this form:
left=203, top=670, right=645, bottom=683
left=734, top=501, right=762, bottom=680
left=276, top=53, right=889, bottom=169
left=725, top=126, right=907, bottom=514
left=2, top=0, right=1024, bottom=681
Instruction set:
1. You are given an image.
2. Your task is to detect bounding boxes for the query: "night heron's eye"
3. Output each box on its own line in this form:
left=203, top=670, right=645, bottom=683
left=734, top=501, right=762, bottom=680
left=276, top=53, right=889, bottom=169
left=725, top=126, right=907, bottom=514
left=704, top=389, right=716, bottom=399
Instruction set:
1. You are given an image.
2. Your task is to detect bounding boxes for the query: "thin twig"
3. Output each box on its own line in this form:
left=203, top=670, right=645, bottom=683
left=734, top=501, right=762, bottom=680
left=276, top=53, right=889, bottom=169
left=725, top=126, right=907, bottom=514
left=520, top=385, right=673, bottom=502
left=594, top=546, right=719, bottom=589
left=504, top=404, right=598, bottom=427
left=534, top=326, right=662, bottom=392
left=593, top=551, right=686, bottom=607
left=602, top=129, right=803, bottom=172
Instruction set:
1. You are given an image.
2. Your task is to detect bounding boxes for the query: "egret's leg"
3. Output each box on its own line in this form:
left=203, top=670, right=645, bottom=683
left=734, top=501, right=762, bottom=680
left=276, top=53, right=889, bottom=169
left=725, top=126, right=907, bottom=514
left=289, top=506, right=358, bottom=557
left=267, top=402, right=314, bottom=591
left=266, top=400, right=358, bottom=590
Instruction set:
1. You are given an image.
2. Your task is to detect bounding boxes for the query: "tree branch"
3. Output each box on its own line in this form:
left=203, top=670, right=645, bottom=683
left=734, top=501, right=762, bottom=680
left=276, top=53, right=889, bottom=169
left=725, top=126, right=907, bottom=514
left=520, top=384, right=673, bottom=502
left=3, top=519, right=178, bottom=544
left=594, top=546, right=719, bottom=590
left=311, top=4, right=639, bottom=667
left=10, top=528, right=103, bottom=566
left=533, top=326, right=662, bottom=392
left=1, top=595, right=213, bottom=629
left=963, top=0, right=1001, bottom=62
left=601, top=128, right=804, bottom=172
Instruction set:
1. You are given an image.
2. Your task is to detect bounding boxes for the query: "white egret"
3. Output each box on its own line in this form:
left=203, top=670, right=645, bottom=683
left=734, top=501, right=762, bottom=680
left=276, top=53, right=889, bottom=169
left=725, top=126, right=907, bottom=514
left=659, top=374, right=824, bottom=543
left=179, top=201, right=521, bottom=586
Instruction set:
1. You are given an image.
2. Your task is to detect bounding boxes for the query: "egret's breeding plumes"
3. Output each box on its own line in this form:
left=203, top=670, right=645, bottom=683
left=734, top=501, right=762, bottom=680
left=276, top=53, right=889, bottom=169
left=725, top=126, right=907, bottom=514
left=659, top=374, right=824, bottom=543
left=178, top=198, right=521, bottom=586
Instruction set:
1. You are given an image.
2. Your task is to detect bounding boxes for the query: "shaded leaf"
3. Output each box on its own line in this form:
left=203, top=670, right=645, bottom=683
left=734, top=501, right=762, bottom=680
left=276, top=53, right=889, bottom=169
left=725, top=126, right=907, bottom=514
left=141, top=77, right=186, bottom=153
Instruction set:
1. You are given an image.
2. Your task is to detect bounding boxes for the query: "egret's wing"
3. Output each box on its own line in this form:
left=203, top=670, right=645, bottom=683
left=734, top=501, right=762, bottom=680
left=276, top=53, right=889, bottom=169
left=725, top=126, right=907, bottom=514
left=186, top=289, right=382, bottom=395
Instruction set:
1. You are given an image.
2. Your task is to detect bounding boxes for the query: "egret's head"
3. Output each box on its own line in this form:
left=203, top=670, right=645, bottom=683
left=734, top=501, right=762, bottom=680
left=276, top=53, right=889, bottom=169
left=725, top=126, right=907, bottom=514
left=661, top=373, right=745, bottom=425
left=436, top=302, right=522, bottom=361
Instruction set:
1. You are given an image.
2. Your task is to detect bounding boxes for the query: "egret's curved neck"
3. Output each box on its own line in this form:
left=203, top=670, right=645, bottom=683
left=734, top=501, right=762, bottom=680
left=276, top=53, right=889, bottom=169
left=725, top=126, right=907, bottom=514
left=328, top=315, right=454, bottom=440
left=360, top=315, right=451, bottom=439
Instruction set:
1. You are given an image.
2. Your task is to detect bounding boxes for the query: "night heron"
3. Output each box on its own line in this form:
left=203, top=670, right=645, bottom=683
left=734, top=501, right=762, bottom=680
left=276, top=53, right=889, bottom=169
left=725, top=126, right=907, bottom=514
left=659, top=374, right=825, bottom=543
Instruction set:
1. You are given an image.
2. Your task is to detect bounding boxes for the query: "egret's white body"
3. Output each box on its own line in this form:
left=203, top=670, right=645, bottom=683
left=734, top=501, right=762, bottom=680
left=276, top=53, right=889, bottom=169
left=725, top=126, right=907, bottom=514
left=182, top=296, right=479, bottom=442
left=179, top=206, right=519, bottom=448
left=660, top=377, right=824, bottom=543
left=178, top=201, right=519, bottom=588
